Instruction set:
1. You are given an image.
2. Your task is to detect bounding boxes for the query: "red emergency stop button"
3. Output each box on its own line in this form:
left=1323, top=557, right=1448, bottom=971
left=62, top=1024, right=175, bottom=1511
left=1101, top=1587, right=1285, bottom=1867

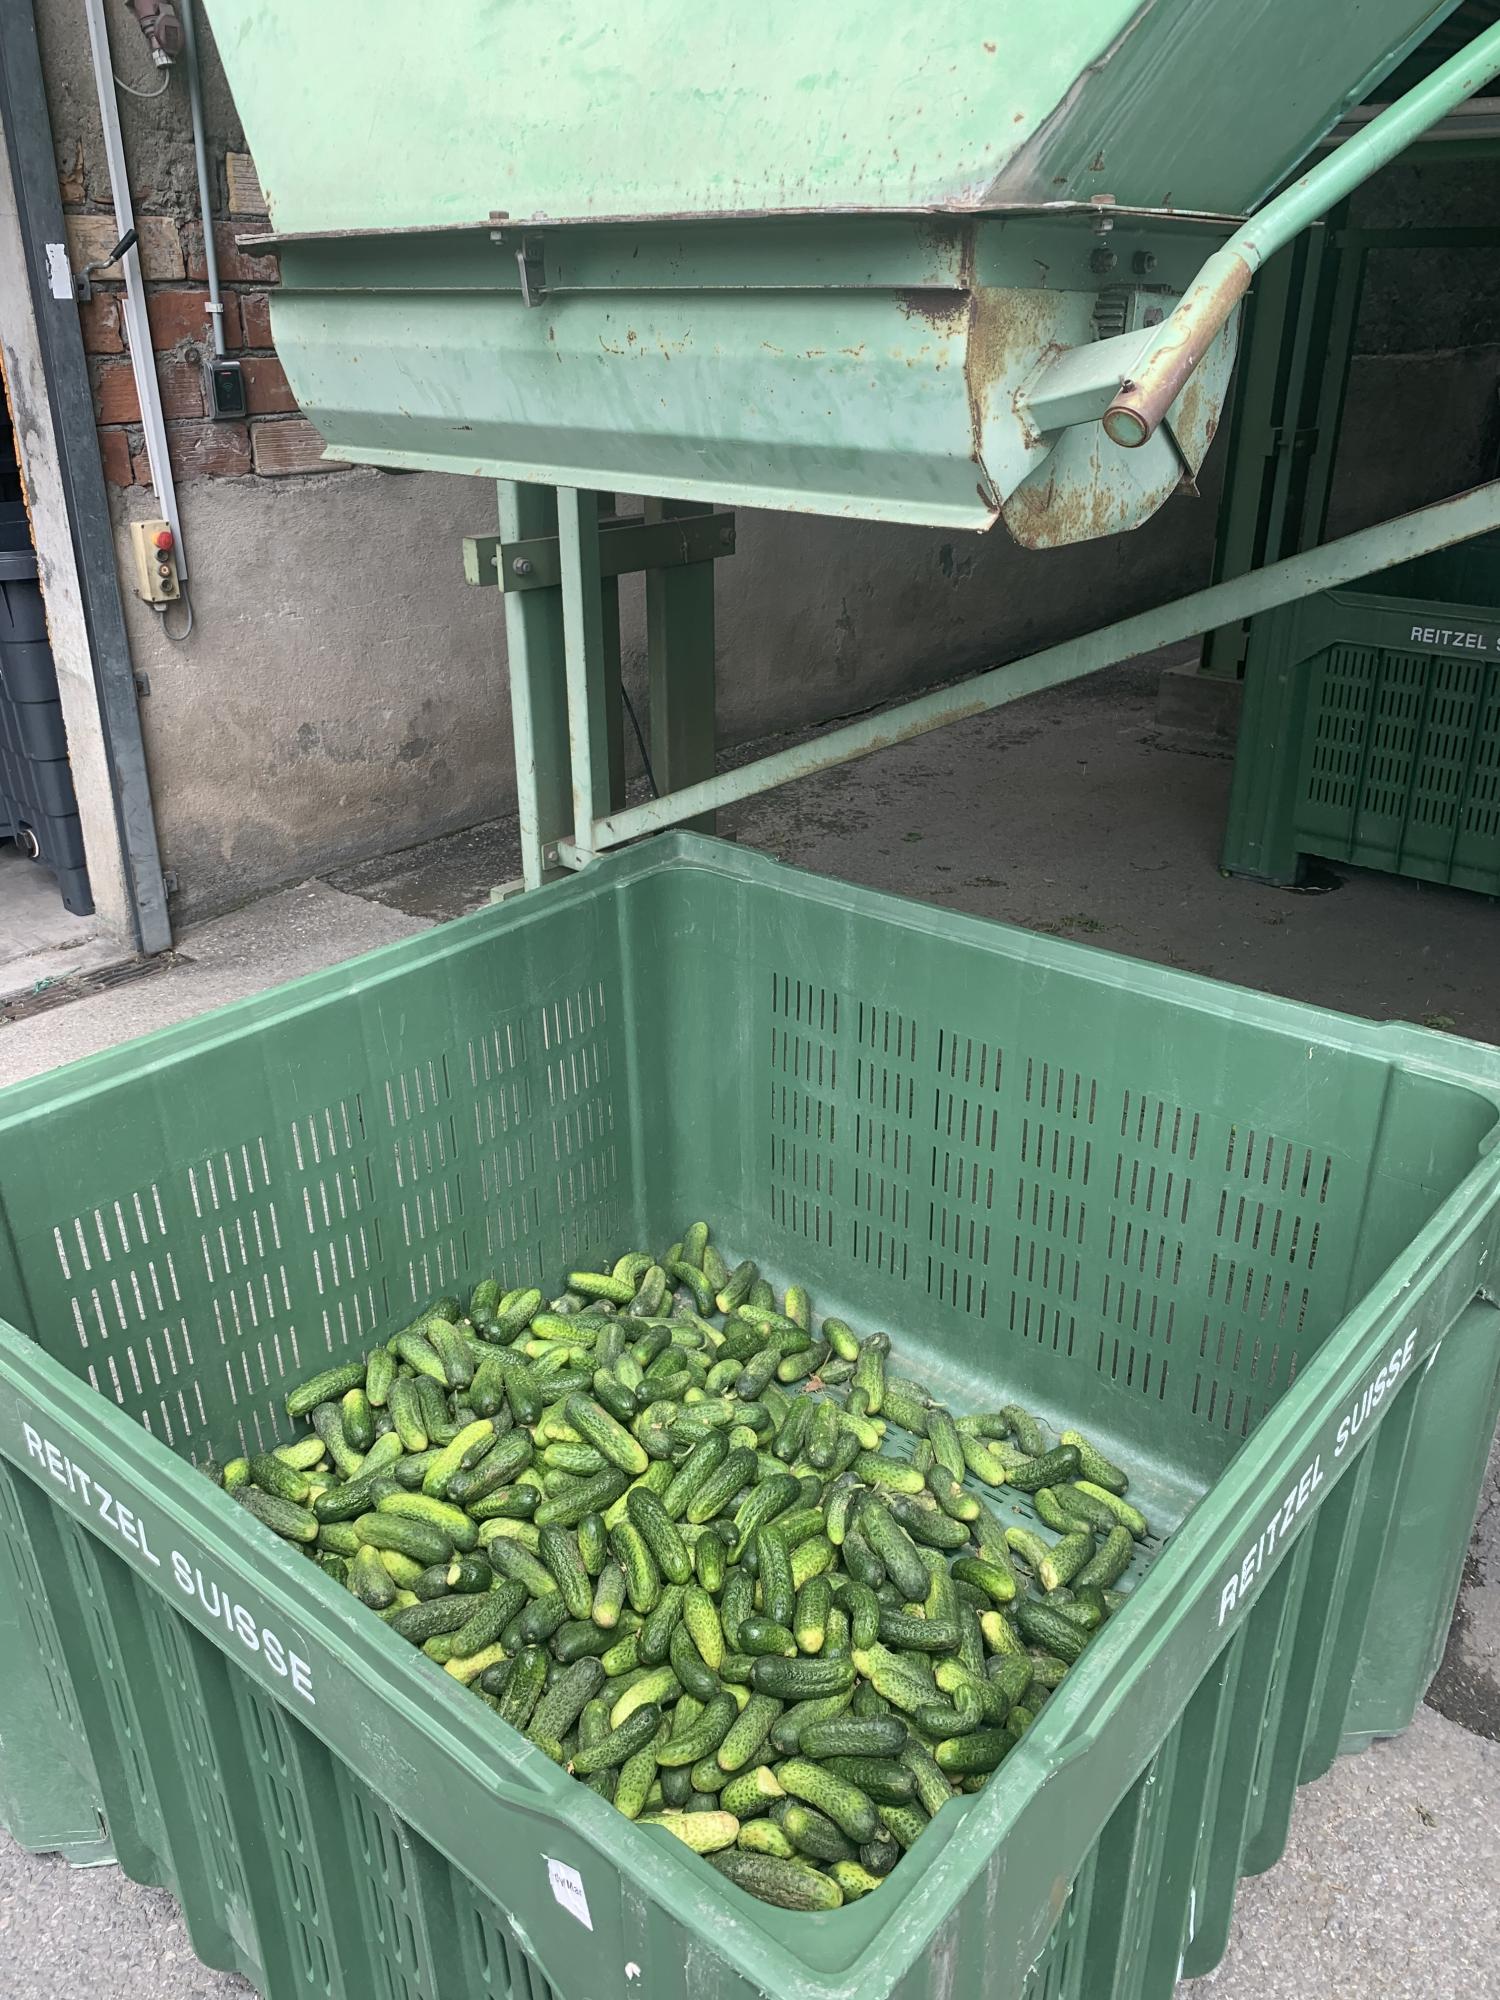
left=154, top=528, right=174, bottom=552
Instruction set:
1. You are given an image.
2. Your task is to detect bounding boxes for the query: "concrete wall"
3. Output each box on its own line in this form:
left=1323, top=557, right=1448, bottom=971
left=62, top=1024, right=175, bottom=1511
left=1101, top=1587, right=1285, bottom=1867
left=32, top=1, right=1500, bottom=925
left=114, top=470, right=508, bottom=908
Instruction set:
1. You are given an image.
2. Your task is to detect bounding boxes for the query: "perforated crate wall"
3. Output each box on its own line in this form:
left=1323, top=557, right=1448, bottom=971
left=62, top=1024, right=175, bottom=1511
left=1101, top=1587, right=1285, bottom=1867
left=749, top=954, right=1364, bottom=1486
left=1298, top=645, right=1500, bottom=885
left=5, top=953, right=627, bottom=1471
left=1227, top=581, right=1500, bottom=892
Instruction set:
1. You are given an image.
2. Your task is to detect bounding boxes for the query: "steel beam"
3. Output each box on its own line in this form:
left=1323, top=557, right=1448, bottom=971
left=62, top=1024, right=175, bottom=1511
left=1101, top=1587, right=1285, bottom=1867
left=557, top=487, right=614, bottom=861
left=465, top=509, right=735, bottom=591
left=586, top=482, right=1500, bottom=852
left=498, top=480, right=571, bottom=889
left=646, top=497, right=718, bottom=834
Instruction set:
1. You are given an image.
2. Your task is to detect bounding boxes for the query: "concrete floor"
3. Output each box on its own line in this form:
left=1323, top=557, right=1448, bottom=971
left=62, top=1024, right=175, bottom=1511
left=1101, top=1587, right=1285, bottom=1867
left=1, top=649, right=1497, bottom=1998
left=0, top=841, right=118, bottom=1003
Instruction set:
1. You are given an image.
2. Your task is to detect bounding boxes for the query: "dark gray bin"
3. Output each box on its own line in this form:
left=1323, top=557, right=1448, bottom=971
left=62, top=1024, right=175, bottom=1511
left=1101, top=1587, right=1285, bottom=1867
left=0, top=525, right=93, bottom=915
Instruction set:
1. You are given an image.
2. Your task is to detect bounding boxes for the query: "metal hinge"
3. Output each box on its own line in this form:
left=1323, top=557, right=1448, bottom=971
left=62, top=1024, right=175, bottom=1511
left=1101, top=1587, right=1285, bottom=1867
left=490, top=211, right=546, bottom=307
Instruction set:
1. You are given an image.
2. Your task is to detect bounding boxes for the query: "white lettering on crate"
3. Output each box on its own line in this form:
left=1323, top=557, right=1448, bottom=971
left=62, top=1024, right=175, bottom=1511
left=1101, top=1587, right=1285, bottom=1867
left=545, top=1857, right=594, bottom=1931
left=25, top=1424, right=163, bottom=1567
left=1215, top=1328, right=1419, bottom=1629
left=20, top=1423, right=315, bottom=1706
left=1332, top=1329, right=1418, bottom=1460
left=1409, top=624, right=1494, bottom=651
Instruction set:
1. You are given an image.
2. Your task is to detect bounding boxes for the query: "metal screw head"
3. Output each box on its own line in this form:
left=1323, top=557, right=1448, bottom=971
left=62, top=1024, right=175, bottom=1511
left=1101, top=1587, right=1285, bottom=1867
left=512, top=557, right=533, bottom=576
left=1090, top=246, right=1117, bottom=275
left=1132, top=250, right=1157, bottom=276
left=1143, top=307, right=1165, bottom=326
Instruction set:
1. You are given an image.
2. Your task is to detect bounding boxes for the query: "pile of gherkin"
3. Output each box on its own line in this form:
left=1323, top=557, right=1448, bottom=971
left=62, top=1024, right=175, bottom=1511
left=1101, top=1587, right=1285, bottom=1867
left=219, top=1223, right=1150, bottom=1912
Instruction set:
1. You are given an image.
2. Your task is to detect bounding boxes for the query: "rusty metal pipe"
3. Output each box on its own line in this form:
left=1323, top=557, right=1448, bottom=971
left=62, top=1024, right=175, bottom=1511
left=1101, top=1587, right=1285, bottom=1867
left=1103, top=17, right=1500, bottom=449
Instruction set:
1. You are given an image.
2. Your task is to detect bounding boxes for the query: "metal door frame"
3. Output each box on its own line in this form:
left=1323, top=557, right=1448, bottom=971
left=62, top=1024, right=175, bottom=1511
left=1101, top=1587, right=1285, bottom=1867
left=0, top=3, right=170, bottom=955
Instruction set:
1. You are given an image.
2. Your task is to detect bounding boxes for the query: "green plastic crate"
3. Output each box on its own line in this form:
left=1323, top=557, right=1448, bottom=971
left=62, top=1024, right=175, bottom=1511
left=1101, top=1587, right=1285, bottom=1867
left=0, top=1459, right=114, bottom=1864
left=1223, top=535, right=1500, bottom=890
left=2, top=833, right=1498, bottom=2000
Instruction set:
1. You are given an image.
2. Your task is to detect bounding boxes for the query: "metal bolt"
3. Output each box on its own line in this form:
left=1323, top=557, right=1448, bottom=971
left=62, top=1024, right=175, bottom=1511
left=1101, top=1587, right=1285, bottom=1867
left=1132, top=250, right=1157, bottom=276
left=719, top=525, right=733, bottom=546
left=512, top=557, right=533, bottom=577
left=1143, top=307, right=1165, bottom=326
left=1090, top=247, right=1117, bottom=274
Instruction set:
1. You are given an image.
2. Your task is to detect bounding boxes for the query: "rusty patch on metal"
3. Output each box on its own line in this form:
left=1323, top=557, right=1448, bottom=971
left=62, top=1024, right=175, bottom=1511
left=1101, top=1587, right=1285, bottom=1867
left=896, top=288, right=969, bottom=331
left=911, top=217, right=967, bottom=277
left=1003, top=412, right=1153, bottom=550
left=988, top=271, right=1240, bottom=549
left=961, top=284, right=1068, bottom=526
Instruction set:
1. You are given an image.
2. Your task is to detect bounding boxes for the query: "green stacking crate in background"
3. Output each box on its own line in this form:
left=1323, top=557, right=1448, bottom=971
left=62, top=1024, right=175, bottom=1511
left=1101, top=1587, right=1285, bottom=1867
left=2, top=834, right=1499, bottom=2000
left=1224, top=535, right=1500, bottom=890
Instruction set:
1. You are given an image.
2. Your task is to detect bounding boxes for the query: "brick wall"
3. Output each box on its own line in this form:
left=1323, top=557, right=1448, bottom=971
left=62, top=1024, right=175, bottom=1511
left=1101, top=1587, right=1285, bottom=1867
left=65, top=152, right=324, bottom=487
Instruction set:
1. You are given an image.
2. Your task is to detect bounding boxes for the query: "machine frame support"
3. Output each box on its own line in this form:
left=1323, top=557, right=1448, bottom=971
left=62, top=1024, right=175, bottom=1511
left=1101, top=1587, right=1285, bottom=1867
left=481, top=485, right=731, bottom=886
left=515, top=481, right=1500, bottom=870
left=496, top=480, right=572, bottom=891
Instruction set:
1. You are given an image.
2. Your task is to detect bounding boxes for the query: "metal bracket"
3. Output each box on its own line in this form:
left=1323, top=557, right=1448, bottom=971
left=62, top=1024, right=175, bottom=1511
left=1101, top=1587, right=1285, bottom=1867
left=490, top=212, right=546, bottom=306
left=464, top=509, right=736, bottom=590
left=74, top=224, right=136, bottom=302
left=515, top=235, right=546, bottom=308
left=1015, top=325, right=1158, bottom=437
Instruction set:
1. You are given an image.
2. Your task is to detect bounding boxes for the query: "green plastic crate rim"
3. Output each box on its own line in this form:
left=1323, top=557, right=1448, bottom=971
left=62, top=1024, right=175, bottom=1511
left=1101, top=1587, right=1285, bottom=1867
left=1, top=832, right=1499, bottom=2000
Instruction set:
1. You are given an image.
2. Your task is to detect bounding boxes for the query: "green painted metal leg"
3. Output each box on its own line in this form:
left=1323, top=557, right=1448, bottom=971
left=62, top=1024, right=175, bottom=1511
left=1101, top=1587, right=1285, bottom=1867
left=645, top=498, right=718, bottom=833
left=1203, top=205, right=1365, bottom=686
left=594, top=493, right=628, bottom=812
left=1221, top=606, right=1309, bottom=885
left=1299, top=235, right=1367, bottom=546
left=498, top=481, right=571, bottom=891
left=558, top=487, right=620, bottom=860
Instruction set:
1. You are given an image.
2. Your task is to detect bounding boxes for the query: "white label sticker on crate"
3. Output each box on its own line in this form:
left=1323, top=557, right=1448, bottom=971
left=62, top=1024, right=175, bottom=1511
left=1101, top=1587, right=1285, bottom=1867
left=17, top=1421, right=317, bottom=1707
left=545, top=1857, right=594, bottom=1931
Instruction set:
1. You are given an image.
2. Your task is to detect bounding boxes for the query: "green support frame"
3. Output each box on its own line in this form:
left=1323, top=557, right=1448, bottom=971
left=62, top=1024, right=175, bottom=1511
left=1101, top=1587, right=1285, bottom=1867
left=471, top=485, right=731, bottom=888
left=494, top=482, right=570, bottom=890
left=473, top=480, right=1500, bottom=885
left=1199, top=211, right=1362, bottom=681
left=645, top=498, right=719, bottom=835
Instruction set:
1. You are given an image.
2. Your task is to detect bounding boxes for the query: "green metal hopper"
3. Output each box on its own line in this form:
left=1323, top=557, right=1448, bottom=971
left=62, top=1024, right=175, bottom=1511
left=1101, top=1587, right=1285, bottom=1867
left=210, top=0, right=1471, bottom=543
